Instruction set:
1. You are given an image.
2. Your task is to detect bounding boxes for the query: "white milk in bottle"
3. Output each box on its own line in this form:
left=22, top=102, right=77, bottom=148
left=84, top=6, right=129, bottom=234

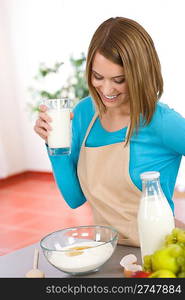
left=137, top=171, right=175, bottom=261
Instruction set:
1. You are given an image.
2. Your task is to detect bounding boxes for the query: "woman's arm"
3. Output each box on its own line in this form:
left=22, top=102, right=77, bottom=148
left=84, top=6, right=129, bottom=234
left=47, top=106, right=86, bottom=209
left=162, top=108, right=185, bottom=155
left=48, top=152, right=87, bottom=208
left=47, top=97, right=95, bottom=209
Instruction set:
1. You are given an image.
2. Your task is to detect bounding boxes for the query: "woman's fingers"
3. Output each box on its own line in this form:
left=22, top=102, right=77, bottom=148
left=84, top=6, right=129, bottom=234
left=36, top=118, right=52, bottom=131
left=39, top=104, right=48, bottom=112
left=34, top=105, right=52, bottom=141
left=34, top=104, right=74, bottom=141
left=34, top=124, right=48, bottom=141
left=38, top=104, right=52, bottom=121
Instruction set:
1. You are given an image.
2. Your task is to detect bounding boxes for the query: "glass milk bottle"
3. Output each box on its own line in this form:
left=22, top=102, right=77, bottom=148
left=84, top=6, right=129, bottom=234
left=137, top=171, right=175, bottom=261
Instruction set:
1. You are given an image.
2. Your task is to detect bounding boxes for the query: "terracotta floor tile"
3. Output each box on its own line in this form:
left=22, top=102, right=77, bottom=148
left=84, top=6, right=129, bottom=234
left=20, top=214, right=82, bottom=233
left=0, top=228, right=45, bottom=250
left=0, top=205, right=23, bottom=215
left=2, top=180, right=58, bottom=195
left=0, top=210, right=43, bottom=226
left=0, top=193, right=62, bottom=212
left=0, top=172, right=93, bottom=255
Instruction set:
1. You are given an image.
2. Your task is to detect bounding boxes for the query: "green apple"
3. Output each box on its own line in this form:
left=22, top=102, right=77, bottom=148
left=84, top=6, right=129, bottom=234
left=151, top=244, right=184, bottom=274
left=148, top=269, right=176, bottom=278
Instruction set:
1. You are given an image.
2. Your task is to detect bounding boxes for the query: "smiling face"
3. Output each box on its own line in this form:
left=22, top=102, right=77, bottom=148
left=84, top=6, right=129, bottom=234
left=86, top=17, right=163, bottom=143
left=91, top=52, right=129, bottom=113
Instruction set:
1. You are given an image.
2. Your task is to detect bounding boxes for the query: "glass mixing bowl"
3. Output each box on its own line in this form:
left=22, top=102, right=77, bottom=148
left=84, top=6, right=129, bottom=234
left=40, top=225, right=118, bottom=275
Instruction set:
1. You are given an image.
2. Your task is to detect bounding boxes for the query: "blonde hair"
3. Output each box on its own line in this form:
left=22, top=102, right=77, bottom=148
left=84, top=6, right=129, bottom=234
left=85, top=17, right=163, bottom=144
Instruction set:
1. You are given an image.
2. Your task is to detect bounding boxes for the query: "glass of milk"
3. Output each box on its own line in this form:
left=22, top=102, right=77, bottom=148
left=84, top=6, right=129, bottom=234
left=45, top=98, right=72, bottom=155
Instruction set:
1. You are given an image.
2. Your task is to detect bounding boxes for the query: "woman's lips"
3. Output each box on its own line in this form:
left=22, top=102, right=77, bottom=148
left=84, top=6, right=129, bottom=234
left=100, top=93, right=121, bottom=103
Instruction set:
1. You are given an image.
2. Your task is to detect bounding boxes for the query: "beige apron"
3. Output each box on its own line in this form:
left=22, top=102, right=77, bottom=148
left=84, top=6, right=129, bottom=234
left=77, top=112, right=141, bottom=247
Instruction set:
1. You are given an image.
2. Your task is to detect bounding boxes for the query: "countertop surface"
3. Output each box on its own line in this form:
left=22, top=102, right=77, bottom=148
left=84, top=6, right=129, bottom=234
left=0, top=242, right=141, bottom=278
left=1, top=219, right=184, bottom=278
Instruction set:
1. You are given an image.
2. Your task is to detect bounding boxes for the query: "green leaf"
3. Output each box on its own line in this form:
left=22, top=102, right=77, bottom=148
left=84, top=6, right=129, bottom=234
left=27, top=53, right=89, bottom=116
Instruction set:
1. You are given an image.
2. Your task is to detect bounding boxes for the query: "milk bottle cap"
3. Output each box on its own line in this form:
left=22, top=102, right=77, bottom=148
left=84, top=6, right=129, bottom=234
left=140, top=171, right=160, bottom=180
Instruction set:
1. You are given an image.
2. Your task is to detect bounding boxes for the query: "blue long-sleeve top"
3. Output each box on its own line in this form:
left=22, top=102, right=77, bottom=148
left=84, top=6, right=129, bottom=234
left=48, top=96, right=185, bottom=212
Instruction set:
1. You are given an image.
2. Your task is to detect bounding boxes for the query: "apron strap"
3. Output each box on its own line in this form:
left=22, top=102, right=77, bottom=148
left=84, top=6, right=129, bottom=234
left=81, top=112, right=99, bottom=146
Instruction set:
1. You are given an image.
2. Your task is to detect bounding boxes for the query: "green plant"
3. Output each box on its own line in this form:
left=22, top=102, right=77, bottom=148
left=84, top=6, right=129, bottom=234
left=27, top=52, right=89, bottom=115
left=68, top=53, right=89, bottom=101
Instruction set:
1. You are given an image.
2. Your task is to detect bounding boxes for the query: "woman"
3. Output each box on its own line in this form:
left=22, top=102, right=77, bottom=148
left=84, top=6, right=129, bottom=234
left=34, top=17, right=185, bottom=246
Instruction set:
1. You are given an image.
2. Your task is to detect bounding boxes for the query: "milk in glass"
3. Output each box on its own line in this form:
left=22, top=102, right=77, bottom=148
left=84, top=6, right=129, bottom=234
left=46, top=99, right=71, bottom=155
left=137, top=171, right=175, bottom=261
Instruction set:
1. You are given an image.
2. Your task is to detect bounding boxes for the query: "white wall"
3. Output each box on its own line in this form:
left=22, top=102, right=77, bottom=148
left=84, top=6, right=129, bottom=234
left=1, top=0, right=185, bottom=187
left=0, top=1, right=26, bottom=177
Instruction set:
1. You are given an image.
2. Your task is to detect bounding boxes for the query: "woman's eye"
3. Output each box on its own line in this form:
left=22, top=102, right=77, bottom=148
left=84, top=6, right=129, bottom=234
left=114, top=78, right=125, bottom=84
left=92, top=73, right=125, bottom=83
left=93, top=73, right=103, bottom=80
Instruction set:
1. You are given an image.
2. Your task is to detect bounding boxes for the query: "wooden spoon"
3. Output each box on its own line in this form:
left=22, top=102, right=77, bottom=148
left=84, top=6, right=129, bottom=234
left=25, top=248, right=45, bottom=278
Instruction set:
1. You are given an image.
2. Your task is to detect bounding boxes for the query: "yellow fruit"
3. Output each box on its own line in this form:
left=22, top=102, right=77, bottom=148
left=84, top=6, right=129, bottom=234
left=148, top=269, right=176, bottom=278
left=151, top=244, right=183, bottom=274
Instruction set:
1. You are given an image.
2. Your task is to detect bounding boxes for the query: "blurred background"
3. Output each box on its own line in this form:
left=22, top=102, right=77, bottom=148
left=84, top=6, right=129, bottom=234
left=0, top=0, right=185, bottom=255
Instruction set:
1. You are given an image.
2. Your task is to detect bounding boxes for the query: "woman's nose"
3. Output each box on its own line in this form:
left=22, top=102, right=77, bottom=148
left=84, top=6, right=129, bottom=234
left=101, top=81, right=115, bottom=96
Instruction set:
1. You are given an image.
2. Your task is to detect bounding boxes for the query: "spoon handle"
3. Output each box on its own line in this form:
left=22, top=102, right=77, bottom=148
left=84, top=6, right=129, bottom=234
left=33, top=248, right=39, bottom=269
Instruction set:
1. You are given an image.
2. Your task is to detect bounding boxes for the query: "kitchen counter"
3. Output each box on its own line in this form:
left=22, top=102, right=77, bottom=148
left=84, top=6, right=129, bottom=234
left=0, top=242, right=141, bottom=278
left=0, top=219, right=184, bottom=278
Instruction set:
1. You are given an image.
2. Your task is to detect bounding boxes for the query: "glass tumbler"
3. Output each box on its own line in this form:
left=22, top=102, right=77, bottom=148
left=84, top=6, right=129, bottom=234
left=45, top=98, right=72, bottom=155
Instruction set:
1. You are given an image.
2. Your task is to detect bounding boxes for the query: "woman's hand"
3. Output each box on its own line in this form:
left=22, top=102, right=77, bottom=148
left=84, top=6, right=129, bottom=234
left=34, top=104, right=74, bottom=142
left=34, top=104, right=52, bottom=142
